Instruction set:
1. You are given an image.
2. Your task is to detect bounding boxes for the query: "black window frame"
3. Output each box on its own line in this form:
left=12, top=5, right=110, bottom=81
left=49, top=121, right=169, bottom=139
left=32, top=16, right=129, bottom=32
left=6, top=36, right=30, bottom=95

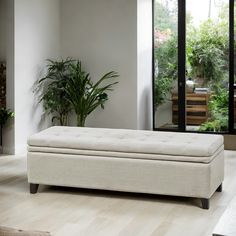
left=152, top=0, right=236, bottom=134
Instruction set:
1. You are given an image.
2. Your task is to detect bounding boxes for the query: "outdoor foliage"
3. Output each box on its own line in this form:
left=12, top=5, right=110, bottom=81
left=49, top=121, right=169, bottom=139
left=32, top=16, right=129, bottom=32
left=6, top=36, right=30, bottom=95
left=154, top=0, right=177, bottom=107
left=154, top=77, right=173, bottom=106
left=154, top=34, right=177, bottom=106
left=199, top=88, right=228, bottom=132
left=154, top=0, right=231, bottom=132
left=154, top=0, right=177, bottom=33
left=187, top=17, right=229, bottom=132
left=187, top=19, right=228, bottom=85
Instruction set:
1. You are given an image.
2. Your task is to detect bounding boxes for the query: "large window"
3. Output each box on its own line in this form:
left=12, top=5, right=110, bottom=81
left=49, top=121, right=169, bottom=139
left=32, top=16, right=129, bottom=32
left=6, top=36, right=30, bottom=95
left=153, top=0, right=235, bottom=134
left=154, top=0, right=178, bottom=130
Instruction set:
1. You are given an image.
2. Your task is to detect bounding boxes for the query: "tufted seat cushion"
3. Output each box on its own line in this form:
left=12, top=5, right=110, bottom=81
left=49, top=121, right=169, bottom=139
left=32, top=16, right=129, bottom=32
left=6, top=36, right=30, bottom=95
left=28, top=126, right=224, bottom=164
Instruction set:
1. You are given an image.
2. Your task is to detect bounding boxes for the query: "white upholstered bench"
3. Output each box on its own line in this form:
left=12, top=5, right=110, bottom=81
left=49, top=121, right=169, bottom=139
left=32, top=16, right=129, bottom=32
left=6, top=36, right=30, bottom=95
left=27, top=126, right=224, bottom=209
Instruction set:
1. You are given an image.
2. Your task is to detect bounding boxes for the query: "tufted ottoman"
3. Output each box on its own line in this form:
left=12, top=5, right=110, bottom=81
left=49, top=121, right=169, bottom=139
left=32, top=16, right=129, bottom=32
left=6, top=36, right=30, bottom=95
left=27, top=126, right=224, bottom=209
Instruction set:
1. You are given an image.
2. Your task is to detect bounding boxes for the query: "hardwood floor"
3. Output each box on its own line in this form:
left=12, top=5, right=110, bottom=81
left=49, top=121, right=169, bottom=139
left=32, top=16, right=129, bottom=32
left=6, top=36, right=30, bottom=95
left=0, top=151, right=236, bottom=236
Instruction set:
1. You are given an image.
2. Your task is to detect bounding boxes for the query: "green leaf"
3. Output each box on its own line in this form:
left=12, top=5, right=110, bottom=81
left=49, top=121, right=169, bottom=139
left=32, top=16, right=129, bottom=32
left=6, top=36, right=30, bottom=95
left=64, top=61, right=119, bottom=126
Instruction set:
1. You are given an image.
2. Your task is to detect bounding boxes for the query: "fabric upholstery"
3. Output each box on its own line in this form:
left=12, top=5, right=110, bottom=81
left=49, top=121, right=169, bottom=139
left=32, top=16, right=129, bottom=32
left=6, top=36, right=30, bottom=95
left=28, top=126, right=223, bottom=157
left=27, top=145, right=224, bottom=164
left=27, top=127, right=224, bottom=200
left=27, top=149, right=224, bottom=199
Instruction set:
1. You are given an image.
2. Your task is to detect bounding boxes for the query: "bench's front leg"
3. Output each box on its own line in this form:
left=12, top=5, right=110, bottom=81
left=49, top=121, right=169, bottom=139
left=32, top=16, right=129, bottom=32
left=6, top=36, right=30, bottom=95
left=201, top=198, right=210, bottom=210
left=30, top=183, right=39, bottom=194
left=216, top=184, right=223, bottom=192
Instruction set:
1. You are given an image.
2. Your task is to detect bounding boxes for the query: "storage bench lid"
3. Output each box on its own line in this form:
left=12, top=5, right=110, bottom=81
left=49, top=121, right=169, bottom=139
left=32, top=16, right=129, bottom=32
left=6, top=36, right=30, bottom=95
left=28, top=126, right=224, bottom=158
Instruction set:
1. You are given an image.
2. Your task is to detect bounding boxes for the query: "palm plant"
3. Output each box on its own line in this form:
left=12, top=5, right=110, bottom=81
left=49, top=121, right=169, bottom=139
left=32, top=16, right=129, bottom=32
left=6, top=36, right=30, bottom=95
left=65, top=61, right=119, bottom=127
left=0, top=108, right=14, bottom=146
left=37, top=58, right=74, bottom=126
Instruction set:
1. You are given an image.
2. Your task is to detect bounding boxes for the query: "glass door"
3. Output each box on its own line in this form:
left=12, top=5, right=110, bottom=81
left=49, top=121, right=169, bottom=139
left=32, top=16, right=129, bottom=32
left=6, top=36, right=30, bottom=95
left=153, top=0, right=179, bottom=130
left=153, top=0, right=235, bottom=134
left=231, top=0, right=235, bottom=131
left=185, top=0, right=229, bottom=133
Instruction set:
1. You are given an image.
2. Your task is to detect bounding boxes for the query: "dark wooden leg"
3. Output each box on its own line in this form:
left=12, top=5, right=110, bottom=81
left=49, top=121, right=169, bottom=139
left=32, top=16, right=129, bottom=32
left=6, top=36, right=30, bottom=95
left=30, top=183, right=39, bottom=194
left=201, top=198, right=210, bottom=209
left=216, top=184, right=223, bottom=192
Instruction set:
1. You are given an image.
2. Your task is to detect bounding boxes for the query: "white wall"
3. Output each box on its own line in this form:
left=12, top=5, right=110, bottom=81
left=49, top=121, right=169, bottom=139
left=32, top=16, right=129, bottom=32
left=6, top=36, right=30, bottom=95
left=3, top=0, right=153, bottom=154
left=14, top=0, right=61, bottom=154
left=60, top=0, right=139, bottom=129
left=61, top=0, right=153, bottom=130
left=137, top=0, right=153, bottom=130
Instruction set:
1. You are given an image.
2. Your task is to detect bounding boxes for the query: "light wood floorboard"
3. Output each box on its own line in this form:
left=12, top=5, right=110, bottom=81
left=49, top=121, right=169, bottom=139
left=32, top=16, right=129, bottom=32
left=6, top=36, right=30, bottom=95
left=0, top=151, right=236, bottom=236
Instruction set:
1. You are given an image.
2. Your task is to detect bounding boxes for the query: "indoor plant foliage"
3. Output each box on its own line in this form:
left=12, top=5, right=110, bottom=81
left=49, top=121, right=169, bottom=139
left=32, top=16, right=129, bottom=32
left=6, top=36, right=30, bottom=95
left=38, top=58, right=73, bottom=126
left=65, top=61, right=119, bottom=127
left=0, top=108, right=14, bottom=146
left=0, top=108, right=14, bottom=127
left=37, top=59, right=119, bottom=127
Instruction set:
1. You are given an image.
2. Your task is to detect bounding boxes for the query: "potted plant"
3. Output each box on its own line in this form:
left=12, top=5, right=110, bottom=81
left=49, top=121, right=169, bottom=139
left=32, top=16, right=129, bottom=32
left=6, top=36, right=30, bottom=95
left=65, top=60, right=119, bottom=127
left=0, top=107, right=14, bottom=146
left=37, top=58, right=74, bottom=126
